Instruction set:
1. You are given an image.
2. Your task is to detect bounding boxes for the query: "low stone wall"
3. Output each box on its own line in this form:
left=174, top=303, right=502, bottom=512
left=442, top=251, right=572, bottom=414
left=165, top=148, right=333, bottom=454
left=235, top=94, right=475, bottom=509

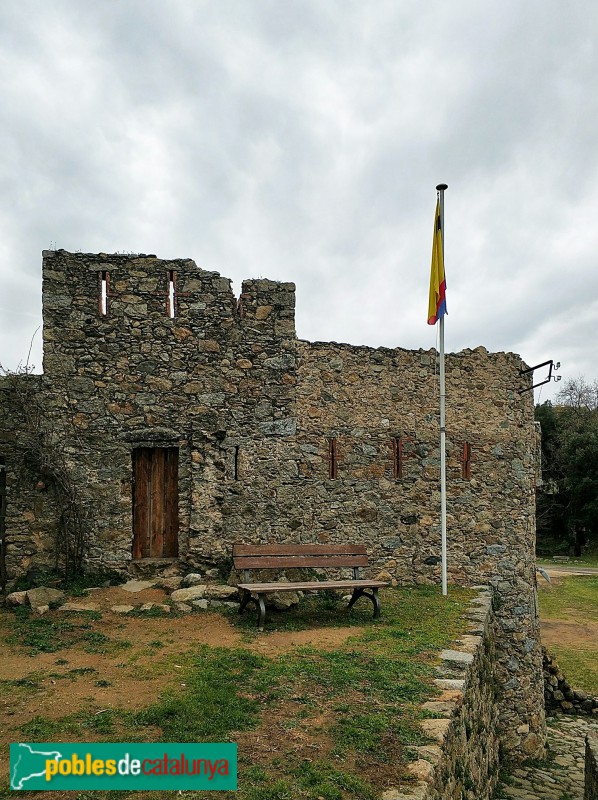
left=384, top=587, right=500, bottom=800
left=543, top=648, right=598, bottom=716
left=586, top=733, right=598, bottom=800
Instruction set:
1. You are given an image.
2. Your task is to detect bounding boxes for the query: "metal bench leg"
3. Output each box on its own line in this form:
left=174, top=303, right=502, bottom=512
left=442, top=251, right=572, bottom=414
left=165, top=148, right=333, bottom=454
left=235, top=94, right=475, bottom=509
left=348, top=587, right=381, bottom=618
left=238, top=589, right=252, bottom=614
left=347, top=588, right=365, bottom=610
left=371, top=588, right=381, bottom=618
left=256, top=594, right=266, bottom=631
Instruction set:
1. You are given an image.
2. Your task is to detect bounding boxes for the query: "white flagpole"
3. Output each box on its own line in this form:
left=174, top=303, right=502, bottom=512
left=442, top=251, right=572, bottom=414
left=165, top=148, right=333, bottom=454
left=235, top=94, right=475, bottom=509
left=436, top=183, right=448, bottom=596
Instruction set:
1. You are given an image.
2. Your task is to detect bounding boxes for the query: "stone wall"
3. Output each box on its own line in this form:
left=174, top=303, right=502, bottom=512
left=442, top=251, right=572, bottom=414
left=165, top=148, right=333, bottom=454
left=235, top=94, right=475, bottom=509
left=0, top=250, right=545, bottom=758
left=586, top=733, right=598, bottom=800
left=543, top=649, right=598, bottom=716
left=385, top=588, right=500, bottom=800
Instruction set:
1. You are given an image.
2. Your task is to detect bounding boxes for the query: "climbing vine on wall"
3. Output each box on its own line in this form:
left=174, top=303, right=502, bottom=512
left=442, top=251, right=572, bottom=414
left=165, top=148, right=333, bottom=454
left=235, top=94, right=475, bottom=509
left=0, top=365, right=89, bottom=580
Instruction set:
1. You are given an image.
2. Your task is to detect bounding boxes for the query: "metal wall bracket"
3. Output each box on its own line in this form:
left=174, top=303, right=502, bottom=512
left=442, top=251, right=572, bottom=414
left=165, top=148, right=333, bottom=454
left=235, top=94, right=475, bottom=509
left=519, top=360, right=561, bottom=393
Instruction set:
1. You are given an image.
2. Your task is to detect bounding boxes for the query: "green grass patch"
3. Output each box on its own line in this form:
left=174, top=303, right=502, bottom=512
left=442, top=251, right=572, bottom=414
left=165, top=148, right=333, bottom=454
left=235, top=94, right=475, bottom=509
left=136, top=646, right=266, bottom=741
left=538, top=574, right=598, bottom=694
left=537, top=553, right=598, bottom=568
left=543, top=646, right=598, bottom=695
left=538, top=575, right=598, bottom=620
left=1, top=606, right=132, bottom=656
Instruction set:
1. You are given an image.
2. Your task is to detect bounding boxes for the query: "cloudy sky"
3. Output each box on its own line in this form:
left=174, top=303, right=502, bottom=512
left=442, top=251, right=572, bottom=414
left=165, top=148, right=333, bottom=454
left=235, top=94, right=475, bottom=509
left=1, top=0, right=596, bottom=401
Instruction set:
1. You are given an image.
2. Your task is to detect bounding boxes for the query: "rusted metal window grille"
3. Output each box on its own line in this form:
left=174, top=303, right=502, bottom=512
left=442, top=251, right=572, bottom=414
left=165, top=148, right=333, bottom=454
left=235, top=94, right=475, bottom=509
left=462, top=442, right=472, bottom=480
left=234, top=446, right=240, bottom=481
left=99, top=271, right=109, bottom=316
left=167, top=270, right=177, bottom=318
left=328, top=438, right=338, bottom=479
left=392, top=437, right=404, bottom=480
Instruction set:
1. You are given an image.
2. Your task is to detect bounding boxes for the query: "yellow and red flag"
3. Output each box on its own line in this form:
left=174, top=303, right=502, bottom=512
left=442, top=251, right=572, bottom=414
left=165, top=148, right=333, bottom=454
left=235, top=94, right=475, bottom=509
left=427, top=200, right=447, bottom=325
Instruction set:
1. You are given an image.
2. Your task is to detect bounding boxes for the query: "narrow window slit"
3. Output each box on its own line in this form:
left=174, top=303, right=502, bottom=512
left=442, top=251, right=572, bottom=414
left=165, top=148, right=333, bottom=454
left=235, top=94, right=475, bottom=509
left=167, top=270, right=176, bottom=318
left=462, top=442, right=472, bottom=480
left=328, top=438, right=338, bottom=479
left=234, top=446, right=240, bottom=480
left=99, top=271, right=109, bottom=316
left=392, top=437, right=404, bottom=480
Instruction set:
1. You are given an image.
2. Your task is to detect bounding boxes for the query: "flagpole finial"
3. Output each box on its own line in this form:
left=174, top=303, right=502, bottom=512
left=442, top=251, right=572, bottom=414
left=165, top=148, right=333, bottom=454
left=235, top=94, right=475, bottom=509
left=436, top=183, right=448, bottom=191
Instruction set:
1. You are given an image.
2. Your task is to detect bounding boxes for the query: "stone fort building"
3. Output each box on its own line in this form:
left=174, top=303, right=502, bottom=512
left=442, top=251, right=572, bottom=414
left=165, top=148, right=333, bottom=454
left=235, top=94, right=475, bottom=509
left=0, top=250, right=545, bottom=758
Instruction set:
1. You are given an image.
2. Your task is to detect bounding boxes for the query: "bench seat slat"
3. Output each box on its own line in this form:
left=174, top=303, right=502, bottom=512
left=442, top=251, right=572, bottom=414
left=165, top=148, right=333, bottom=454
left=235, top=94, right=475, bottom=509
left=233, top=544, right=367, bottom=557
left=235, top=555, right=369, bottom=569
left=238, top=579, right=389, bottom=592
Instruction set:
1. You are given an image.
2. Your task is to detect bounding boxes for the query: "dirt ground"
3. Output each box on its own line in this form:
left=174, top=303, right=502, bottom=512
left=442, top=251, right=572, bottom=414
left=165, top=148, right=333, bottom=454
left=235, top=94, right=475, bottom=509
left=0, top=585, right=363, bottom=792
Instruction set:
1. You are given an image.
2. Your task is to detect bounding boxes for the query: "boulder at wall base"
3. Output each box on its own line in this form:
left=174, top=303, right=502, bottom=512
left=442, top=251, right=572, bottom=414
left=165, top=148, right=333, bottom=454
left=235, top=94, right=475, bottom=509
left=182, top=573, right=204, bottom=588
left=5, top=591, right=28, bottom=606
left=204, top=585, right=238, bottom=601
left=170, top=586, right=207, bottom=603
left=266, top=591, right=302, bottom=610
left=26, top=587, right=66, bottom=610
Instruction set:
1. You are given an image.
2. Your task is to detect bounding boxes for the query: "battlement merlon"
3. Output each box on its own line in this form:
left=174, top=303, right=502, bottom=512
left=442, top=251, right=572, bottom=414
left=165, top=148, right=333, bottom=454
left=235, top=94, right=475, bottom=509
left=41, top=251, right=297, bottom=374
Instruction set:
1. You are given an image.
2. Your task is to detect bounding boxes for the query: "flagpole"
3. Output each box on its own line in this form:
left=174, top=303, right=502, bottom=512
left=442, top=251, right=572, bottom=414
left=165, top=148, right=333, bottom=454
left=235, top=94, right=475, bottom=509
left=436, top=183, right=448, bottom=596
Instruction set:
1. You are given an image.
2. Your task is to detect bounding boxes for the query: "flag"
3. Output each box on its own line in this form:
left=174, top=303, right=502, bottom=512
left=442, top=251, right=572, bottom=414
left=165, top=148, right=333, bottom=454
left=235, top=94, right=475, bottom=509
left=427, top=199, right=447, bottom=325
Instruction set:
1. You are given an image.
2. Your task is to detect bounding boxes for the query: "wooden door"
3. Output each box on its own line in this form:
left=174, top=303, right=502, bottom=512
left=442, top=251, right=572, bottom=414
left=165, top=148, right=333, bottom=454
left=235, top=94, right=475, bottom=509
left=132, top=448, right=179, bottom=559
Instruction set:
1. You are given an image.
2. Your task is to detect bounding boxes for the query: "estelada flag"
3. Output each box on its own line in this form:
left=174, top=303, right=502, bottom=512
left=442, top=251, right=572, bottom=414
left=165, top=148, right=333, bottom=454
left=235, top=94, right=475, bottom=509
left=427, top=200, right=447, bottom=325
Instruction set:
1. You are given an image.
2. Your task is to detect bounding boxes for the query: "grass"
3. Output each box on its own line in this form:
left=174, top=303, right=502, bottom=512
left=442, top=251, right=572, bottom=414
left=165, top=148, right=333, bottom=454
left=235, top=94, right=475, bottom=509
left=538, top=575, right=598, bottom=620
left=3, top=606, right=132, bottom=656
left=2, top=585, right=474, bottom=799
left=538, top=574, right=598, bottom=694
left=537, top=553, right=598, bottom=568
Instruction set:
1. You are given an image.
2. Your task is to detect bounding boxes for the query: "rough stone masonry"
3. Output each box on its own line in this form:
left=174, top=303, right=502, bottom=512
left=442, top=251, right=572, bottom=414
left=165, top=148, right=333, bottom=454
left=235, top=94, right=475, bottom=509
left=0, top=250, right=545, bottom=758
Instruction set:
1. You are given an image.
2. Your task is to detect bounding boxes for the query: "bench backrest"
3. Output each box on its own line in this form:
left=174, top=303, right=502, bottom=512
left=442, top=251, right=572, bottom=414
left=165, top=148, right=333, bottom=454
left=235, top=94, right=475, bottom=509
left=233, top=543, right=369, bottom=573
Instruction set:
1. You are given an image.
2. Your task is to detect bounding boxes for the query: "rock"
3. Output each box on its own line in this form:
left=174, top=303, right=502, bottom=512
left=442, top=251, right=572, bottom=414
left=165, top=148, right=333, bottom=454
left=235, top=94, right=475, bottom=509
left=6, top=591, right=28, bottom=606
left=375, top=569, right=395, bottom=585
left=192, top=599, right=209, bottom=610
left=155, top=577, right=183, bottom=592
left=33, top=604, right=50, bottom=615
left=210, top=600, right=240, bottom=609
left=205, top=585, right=237, bottom=600
left=416, top=744, right=442, bottom=763
left=27, top=587, right=65, bottom=610
left=140, top=603, right=155, bottom=611
left=521, top=732, right=540, bottom=755
left=176, top=603, right=193, bottom=613
left=420, top=718, right=450, bottom=743
left=111, top=605, right=135, bottom=614
left=61, top=602, right=101, bottom=612
left=267, top=591, right=301, bottom=610
left=516, top=723, right=530, bottom=735
left=407, top=759, right=434, bottom=781
left=170, top=586, right=207, bottom=603
left=119, top=580, right=156, bottom=593
left=440, top=649, right=474, bottom=665
left=182, top=573, right=204, bottom=587
left=204, top=569, right=220, bottom=578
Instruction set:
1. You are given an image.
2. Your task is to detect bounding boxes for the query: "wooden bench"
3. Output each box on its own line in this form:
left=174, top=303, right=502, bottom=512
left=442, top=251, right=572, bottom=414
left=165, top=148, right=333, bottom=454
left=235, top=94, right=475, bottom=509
left=233, top=543, right=389, bottom=630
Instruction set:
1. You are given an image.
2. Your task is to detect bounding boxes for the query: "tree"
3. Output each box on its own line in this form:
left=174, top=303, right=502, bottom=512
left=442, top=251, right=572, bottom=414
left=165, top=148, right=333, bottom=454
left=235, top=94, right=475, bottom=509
left=535, top=380, right=598, bottom=556
left=555, top=375, right=598, bottom=411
